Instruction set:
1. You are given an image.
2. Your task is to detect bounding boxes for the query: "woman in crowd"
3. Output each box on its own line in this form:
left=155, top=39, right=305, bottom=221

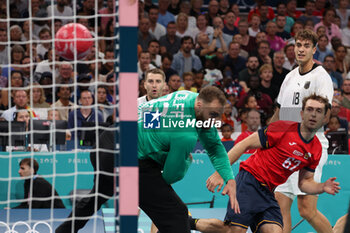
left=30, top=83, right=50, bottom=119
left=176, top=13, right=197, bottom=40
left=194, top=13, right=214, bottom=37
left=334, top=44, right=349, bottom=79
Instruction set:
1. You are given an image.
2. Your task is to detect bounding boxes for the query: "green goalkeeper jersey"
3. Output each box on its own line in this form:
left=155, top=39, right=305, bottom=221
left=138, top=91, right=234, bottom=184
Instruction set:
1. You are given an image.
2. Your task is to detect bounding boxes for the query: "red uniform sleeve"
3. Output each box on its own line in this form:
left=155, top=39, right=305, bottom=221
left=258, top=121, right=285, bottom=149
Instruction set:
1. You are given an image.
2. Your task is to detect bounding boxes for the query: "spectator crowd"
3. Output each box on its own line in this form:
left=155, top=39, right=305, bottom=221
left=0, top=0, right=117, bottom=146
left=138, top=0, right=350, bottom=151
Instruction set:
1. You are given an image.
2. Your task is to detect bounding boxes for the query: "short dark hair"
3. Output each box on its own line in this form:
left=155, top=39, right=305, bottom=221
left=148, top=39, right=160, bottom=47
left=323, top=8, right=336, bottom=18
left=149, top=5, right=159, bottom=11
left=305, top=0, right=315, bottom=4
left=106, top=73, right=114, bottom=82
left=221, top=123, right=233, bottom=131
left=225, top=10, right=236, bottom=17
left=39, top=27, right=51, bottom=36
left=105, top=47, right=114, bottom=54
left=21, top=56, right=31, bottom=63
left=284, top=43, right=294, bottom=53
left=258, top=3, right=269, bottom=9
left=276, top=14, right=286, bottom=20
left=139, top=50, right=150, bottom=58
left=167, top=21, right=176, bottom=27
left=276, top=2, right=286, bottom=8
left=291, top=21, right=304, bottom=33
left=318, top=34, right=328, bottom=42
left=301, top=93, right=329, bottom=115
left=20, top=158, right=39, bottom=175
left=168, top=74, right=180, bottom=82
left=197, top=12, right=209, bottom=22
left=56, top=85, right=72, bottom=94
left=257, top=40, right=270, bottom=49
left=97, top=85, right=108, bottom=93
left=229, top=41, right=240, bottom=49
left=40, top=72, right=53, bottom=84
left=181, top=36, right=193, bottom=45
left=80, top=89, right=93, bottom=98
left=324, top=54, right=335, bottom=61
left=198, top=86, right=226, bottom=107
left=247, top=55, right=258, bottom=61
left=161, top=52, right=173, bottom=62
left=11, top=70, right=23, bottom=79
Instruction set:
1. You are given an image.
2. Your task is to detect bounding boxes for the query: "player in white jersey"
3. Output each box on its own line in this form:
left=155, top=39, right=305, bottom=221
left=138, top=68, right=166, bottom=106
left=269, top=30, right=334, bottom=233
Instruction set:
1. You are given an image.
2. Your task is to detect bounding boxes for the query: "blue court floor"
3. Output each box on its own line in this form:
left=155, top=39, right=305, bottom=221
left=138, top=208, right=253, bottom=233
left=0, top=209, right=115, bottom=233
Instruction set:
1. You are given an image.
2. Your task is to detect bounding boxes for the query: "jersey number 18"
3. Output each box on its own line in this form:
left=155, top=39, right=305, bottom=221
left=292, top=92, right=300, bottom=105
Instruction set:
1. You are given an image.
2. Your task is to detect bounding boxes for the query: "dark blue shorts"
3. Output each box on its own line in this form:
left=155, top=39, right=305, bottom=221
left=224, top=169, right=283, bottom=232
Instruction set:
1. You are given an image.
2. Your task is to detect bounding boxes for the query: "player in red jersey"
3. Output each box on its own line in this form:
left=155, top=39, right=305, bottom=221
left=188, top=94, right=340, bottom=233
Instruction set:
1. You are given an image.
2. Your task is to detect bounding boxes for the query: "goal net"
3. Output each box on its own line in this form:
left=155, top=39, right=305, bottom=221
left=0, top=0, right=138, bottom=232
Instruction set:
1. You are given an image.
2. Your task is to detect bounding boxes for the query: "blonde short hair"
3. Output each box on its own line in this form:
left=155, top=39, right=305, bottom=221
left=259, top=64, right=273, bottom=75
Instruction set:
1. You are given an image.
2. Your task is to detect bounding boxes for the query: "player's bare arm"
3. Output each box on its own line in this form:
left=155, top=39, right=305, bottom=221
left=227, top=132, right=263, bottom=164
left=298, top=168, right=341, bottom=195
left=206, top=132, right=262, bottom=192
left=268, top=106, right=280, bottom=124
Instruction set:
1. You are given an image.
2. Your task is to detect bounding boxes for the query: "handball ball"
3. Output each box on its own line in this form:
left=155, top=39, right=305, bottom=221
left=55, top=23, right=93, bottom=60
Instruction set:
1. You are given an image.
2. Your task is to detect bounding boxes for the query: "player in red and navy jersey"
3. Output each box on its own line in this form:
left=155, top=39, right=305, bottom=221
left=189, top=94, right=340, bottom=233
left=239, top=119, right=322, bottom=193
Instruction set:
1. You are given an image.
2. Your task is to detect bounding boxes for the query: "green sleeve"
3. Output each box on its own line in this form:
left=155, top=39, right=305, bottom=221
left=198, top=128, right=234, bottom=182
left=162, top=133, right=196, bottom=184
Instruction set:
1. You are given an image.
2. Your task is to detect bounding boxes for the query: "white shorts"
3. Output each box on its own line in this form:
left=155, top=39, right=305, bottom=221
left=274, top=145, right=328, bottom=200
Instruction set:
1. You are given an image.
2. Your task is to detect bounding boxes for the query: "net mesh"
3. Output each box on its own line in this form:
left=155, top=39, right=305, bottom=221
left=0, top=0, right=119, bottom=232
